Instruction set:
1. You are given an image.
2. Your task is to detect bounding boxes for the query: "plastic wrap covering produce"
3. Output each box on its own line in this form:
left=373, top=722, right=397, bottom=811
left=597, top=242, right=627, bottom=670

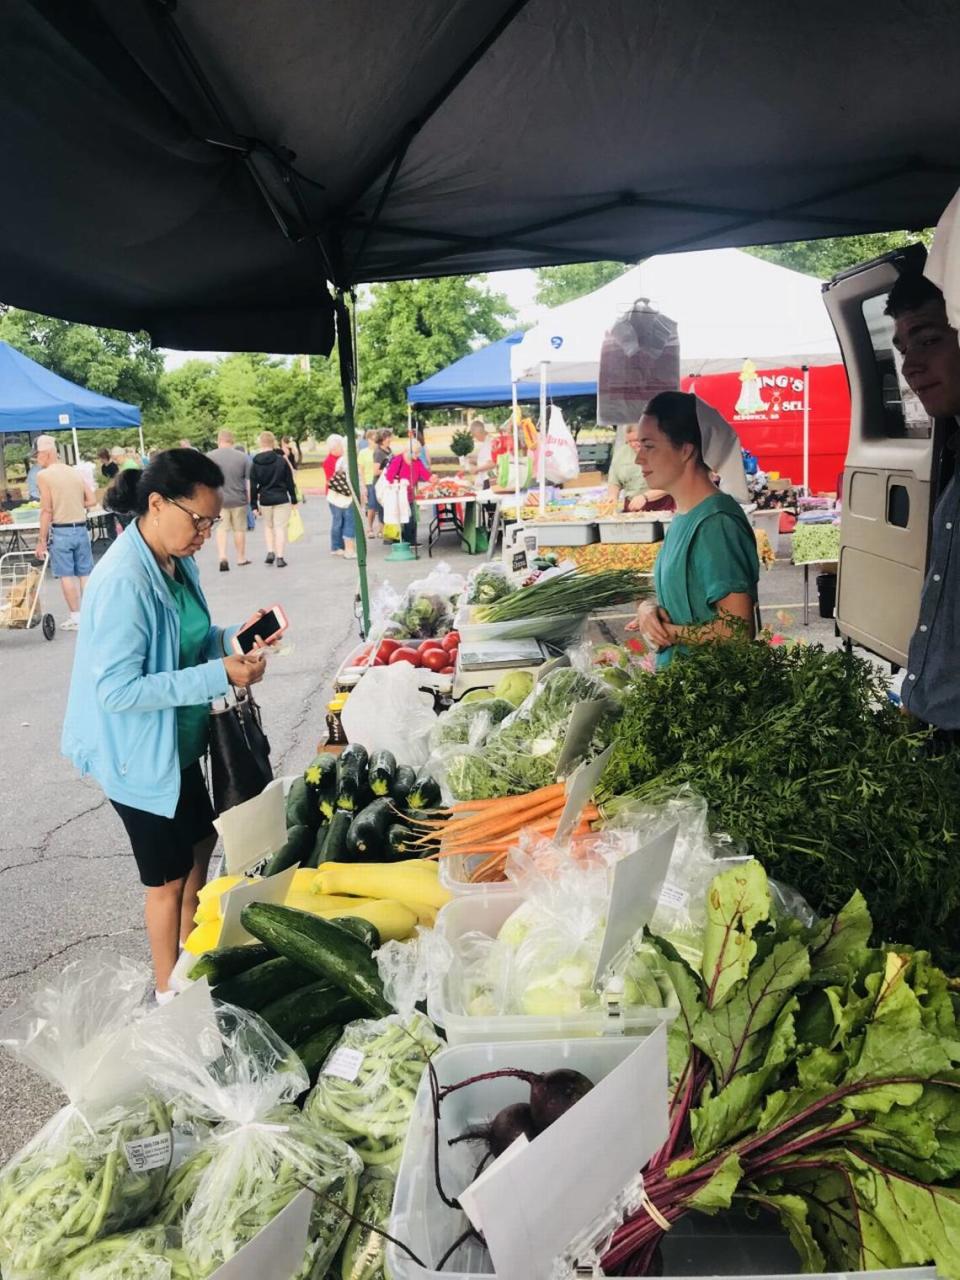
left=61, top=1226, right=194, bottom=1280
left=138, top=1002, right=361, bottom=1279
left=304, top=1013, right=441, bottom=1171
left=341, top=664, right=438, bottom=770
left=0, top=952, right=171, bottom=1278
left=464, top=563, right=517, bottom=606
left=370, top=563, right=464, bottom=640
left=451, top=827, right=678, bottom=1019
left=440, top=667, right=618, bottom=800
left=427, top=696, right=515, bottom=754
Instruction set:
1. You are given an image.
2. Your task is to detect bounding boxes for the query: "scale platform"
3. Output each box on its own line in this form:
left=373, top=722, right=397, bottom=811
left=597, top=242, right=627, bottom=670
left=452, top=637, right=549, bottom=698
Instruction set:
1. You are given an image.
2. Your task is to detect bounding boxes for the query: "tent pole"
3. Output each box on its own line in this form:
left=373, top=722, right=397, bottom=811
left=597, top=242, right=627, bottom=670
left=71, top=424, right=81, bottom=465
left=333, top=289, right=370, bottom=634
left=538, top=360, right=548, bottom=510
left=511, top=380, right=521, bottom=510
left=802, top=364, right=810, bottom=495
left=138, top=425, right=146, bottom=459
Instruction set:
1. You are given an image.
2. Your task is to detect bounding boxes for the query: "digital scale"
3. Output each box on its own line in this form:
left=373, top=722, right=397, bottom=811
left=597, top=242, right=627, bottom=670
left=452, top=636, right=550, bottom=698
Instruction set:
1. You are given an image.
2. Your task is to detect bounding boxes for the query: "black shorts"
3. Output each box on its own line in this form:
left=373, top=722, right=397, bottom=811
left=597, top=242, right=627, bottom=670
left=111, top=762, right=217, bottom=887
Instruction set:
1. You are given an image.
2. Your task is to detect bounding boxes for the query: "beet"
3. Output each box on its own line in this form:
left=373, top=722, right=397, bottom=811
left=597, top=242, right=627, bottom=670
left=528, top=1069, right=594, bottom=1131
left=489, top=1102, right=539, bottom=1156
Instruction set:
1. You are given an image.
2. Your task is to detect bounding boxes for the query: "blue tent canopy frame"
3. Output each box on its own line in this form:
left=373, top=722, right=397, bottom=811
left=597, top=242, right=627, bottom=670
left=0, top=341, right=140, bottom=434
left=406, top=331, right=594, bottom=407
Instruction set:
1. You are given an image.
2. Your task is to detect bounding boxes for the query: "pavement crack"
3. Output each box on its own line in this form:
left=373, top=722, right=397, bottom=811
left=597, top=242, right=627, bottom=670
left=0, top=927, right=141, bottom=983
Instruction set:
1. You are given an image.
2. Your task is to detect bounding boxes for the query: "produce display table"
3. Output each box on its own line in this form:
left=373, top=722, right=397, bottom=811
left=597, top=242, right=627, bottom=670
left=791, top=524, right=841, bottom=625
left=0, top=508, right=113, bottom=554
left=540, top=528, right=775, bottom=575
left=415, top=494, right=484, bottom=556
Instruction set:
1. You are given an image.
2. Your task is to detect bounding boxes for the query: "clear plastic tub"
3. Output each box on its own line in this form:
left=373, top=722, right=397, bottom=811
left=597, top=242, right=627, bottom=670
left=454, top=604, right=585, bottom=645
left=438, top=852, right=513, bottom=896
left=429, top=892, right=674, bottom=1044
left=529, top=520, right=599, bottom=545
left=388, top=1040, right=871, bottom=1280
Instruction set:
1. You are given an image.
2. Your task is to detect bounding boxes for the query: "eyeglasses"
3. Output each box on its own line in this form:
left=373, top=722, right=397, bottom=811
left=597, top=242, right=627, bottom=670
left=166, top=497, right=221, bottom=532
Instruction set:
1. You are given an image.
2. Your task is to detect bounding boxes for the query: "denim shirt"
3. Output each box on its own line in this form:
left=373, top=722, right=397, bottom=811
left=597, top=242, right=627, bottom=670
left=902, top=472, right=960, bottom=729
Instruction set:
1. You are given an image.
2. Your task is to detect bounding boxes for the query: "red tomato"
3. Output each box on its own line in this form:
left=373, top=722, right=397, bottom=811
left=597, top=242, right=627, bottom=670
left=421, top=648, right=449, bottom=673
left=441, top=631, right=460, bottom=652
left=418, top=638, right=443, bottom=650
left=373, top=657, right=386, bottom=666
left=388, top=647, right=421, bottom=667
left=377, top=638, right=401, bottom=662
left=440, top=665, right=455, bottom=675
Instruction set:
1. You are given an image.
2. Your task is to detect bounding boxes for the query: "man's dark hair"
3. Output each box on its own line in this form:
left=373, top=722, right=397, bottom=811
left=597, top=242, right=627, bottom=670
left=645, top=391, right=704, bottom=462
left=105, top=447, right=224, bottom=516
left=884, top=270, right=945, bottom=319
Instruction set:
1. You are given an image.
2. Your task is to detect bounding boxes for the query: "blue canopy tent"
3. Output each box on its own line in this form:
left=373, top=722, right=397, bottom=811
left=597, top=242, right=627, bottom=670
left=406, top=332, right=595, bottom=407
left=0, top=340, right=141, bottom=484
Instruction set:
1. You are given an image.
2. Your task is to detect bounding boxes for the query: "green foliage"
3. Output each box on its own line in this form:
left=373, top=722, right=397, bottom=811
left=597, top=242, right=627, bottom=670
left=449, top=429, right=474, bottom=458
left=355, top=276, right=512, bottom=426
left=534, top=261, right=630, bottom=305
left=746, top=229, right=934, bottom=279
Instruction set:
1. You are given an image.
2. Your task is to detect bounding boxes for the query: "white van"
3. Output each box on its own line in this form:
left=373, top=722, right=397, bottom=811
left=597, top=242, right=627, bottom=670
left=824, top=244, right=956, bottom=667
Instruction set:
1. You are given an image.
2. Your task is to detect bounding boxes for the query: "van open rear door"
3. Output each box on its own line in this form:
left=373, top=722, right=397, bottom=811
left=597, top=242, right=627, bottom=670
left=824, top=245, right=950, bottom=666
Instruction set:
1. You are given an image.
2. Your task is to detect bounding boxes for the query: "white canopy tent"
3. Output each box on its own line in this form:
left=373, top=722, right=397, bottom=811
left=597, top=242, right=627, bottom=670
left=510, top=248, right=842, bottom=497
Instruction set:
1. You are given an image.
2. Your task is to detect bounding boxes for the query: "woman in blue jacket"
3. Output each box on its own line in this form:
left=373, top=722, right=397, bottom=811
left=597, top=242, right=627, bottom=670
left=62, top=450, right=267, bottom=999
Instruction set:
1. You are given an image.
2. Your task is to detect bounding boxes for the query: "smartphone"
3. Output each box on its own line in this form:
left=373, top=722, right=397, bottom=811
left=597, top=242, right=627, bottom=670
left=233, top=605, right=289, bottom=655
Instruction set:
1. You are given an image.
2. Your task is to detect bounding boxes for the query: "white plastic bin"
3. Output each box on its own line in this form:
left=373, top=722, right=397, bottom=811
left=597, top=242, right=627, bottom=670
left=438, top=852, right=513, bottom=896
left=529, top=520, right=598, bottom=546
left=335, top=641, right=453, bottom=694
left=750, top=507, right=782, bottom=556
left=597, top=517, right=664, bottom=544
left=430, top=892, right=674, bottom=1044
left=388, top=1040, right=868, bottom=1280
left=454, top=604, right=585, bottom=645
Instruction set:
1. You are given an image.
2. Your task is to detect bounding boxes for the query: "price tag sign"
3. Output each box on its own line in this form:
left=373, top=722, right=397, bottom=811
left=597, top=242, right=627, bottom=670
left=214, top=777, right=287, bottom=874
left=219, top=866, right=298, bottom=949
left=592, top=823, right=678, bottom=986
left=322, top=1047, right=364, bottom=1082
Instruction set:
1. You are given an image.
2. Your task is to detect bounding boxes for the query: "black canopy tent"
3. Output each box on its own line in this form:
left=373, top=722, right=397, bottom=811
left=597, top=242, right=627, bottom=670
left=2, top=0, right=959, bottom=625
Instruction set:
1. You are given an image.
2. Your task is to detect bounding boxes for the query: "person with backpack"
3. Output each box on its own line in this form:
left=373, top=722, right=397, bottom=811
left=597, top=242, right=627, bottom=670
left=250, top=430, right=298, bottom=567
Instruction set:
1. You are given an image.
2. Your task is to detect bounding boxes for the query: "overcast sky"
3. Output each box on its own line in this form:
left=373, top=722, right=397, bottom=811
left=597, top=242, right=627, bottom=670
left=160, top=267, right=542, bottom=370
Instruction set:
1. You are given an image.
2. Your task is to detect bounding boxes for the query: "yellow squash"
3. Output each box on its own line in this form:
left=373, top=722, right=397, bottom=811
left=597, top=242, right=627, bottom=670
left=312, top=860, right=451, bottom=911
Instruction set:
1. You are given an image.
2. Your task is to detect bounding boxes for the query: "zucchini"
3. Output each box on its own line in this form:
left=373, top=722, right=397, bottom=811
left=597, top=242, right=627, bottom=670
left=386, top=823, right=415, bottom=860
left=336, top=758, right=363, bottom=813
left=339, top=743, right=369, bottom=773
left=285, top=776, right=317, bottom=830
left=340, top=1174, right=395, bottom=1280
left=390, top=765, right=417, bottom=808
left=259, top=978, right=363, bottom=1044
left=408, top=772, right=441, bottom=811
left=263, top=824, right=314, bottom=877
left=346, top=799, right=394, bottom=861
left=241, top=903, right=392, bottom=1017
left=331, top=916, right=381, bottom=950
left=188, top=942, right=273, bottom=984
left=304, top=820, right=330, bottom=869
left=294, top=1024, right=342, bottom=1085
left=212, top=955, right=315, bottom=1011
left=306, top=753, right=339, bottom=820
left=321, top=811, right=353, bottom=862
left=367, top=750, right=397, bottom=797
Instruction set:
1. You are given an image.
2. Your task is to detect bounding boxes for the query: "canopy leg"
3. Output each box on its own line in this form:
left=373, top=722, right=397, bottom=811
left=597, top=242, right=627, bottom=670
left=71, top=424, right=81, bottom=465
left=139, top=425, right=146, bottom=460
left=334, top=290, right=370, bottom=635
left=538, top=360, right=548, bottom=510
left=802, top=364, right=810, bottom=496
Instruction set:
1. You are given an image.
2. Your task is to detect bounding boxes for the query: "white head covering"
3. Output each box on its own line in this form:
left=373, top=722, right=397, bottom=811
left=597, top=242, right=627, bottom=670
left=693, top=397, right=749, bottom=501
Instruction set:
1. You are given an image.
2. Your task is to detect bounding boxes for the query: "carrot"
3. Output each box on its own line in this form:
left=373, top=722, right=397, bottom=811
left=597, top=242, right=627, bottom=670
left=440, top=794, right=565, bottom=838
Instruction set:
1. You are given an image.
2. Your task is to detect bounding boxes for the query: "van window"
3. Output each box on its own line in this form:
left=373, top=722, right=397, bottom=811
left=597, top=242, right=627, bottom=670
left=861, top=294, right=932, bottom=439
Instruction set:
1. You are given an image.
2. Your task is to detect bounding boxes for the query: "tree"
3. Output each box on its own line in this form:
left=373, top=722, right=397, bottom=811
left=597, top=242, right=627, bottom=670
left=355, top=277, right=513, bottom=425
left=746, top=229, right=934, bottom=279
left=256, top=360, right=343, bottom=443
left=161, top=360, right=225, bottom=449
left=534, top=261, right=630, bottom=306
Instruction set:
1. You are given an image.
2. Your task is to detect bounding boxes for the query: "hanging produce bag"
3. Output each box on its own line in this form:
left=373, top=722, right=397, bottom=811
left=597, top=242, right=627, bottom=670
left=139, top=1001, right=361, bottom=1279
left=531, top=404, right=579, bottom=484
left=597, top=302, right=679, bottom=425
left=0, top=952, right=171, bottom=1278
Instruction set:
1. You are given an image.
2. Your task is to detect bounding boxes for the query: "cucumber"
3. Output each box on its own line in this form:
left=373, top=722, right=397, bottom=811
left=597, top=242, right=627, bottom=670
left=306, top=753, right=339, bottom=820
left=321, top=811, right=353, bottom=862
left=390, top=765, right=417, bottom=808
left=339, top=743, right=369, bottom=773
left=241, top=903, right=392, bottom=1017
left=408, top=772, right=441, bottom=811
left=339, top=1174, right=395, bottom=1280
left=212, top=955, right=315, bottom=1011
left=331, top=916, right=381, bottom=949
left=294, top=1023, right=342, bottom=1085
left=188, top=942, right=273, bottom=984
left=285, top=775, right=316, bottom=830
left=304, top=820, right=330, bottom=869
left=346, top=799, right=394, bottom=861
left=263, top=824, right=314, bottom=876
left=367, top=750, right=397, bottom=797
left=259, top=978, right=363, bottom=1044
left=336, top=758, right=363, bottom=812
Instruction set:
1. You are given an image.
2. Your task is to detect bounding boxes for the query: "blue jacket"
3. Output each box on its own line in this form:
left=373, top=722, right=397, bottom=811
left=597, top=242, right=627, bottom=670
left=62, top=520, right=236, bottom=817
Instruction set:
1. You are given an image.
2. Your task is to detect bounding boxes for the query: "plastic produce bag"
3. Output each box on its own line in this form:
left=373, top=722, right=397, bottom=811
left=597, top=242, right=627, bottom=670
left=532, top=405, right=580, bottom=484
left=369, top=562, right=464, bottom=641
left=464, top=563, right=517, bottom=607
left=138, top=1002, right=362, bottom=1279
left=427, top=695, right=514, bottom=754
left=441, top=666, right=617, bottom=800
left=341, top=664, right=438, bottom=769
left=304, top=1012, right=440, bottom=1172
left=62, top=1226, right=193, bottom=1280
left=0, top=952, right=171, bottom=1278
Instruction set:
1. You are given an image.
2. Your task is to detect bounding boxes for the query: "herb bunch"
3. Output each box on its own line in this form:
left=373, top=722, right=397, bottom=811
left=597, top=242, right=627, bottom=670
left=600, top=642, right=960, bottom=967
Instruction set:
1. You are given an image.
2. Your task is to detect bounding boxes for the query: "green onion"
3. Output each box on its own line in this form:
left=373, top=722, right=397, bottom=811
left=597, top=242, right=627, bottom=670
left=476, top=569, right=648, bottom=621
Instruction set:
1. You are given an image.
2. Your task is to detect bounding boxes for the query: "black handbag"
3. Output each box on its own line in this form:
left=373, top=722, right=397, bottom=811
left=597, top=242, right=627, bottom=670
left=208, top=688, right=273, bottom=815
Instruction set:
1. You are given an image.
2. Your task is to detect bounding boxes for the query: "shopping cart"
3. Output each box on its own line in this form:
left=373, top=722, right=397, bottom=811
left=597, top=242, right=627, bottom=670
left=0, top=551, right=56, bottom=640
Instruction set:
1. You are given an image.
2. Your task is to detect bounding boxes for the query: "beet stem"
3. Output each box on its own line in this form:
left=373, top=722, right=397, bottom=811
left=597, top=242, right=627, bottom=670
left=437, top=1225, right=484, bottom=1271
left=429, top=1056, right=462, bottom=1211
left=439, top=1068, right=540, bottom=1099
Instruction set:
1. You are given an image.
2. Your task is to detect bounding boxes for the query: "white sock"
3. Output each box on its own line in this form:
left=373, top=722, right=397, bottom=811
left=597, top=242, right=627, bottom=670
left=69, top=611, right=81, bottom=623
left=155, top=988, right=177, bottom=1006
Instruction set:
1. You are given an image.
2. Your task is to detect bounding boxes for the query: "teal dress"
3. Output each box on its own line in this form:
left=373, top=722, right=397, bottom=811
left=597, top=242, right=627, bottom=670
left=165, top=563, right=213, bottom=766
left=653, top=493, right=759, bottom=668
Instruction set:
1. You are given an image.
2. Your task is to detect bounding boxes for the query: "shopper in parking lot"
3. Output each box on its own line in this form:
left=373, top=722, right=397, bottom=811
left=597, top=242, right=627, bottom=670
left=887, top=269, right=960, bottom=741
left=251, top=429, right=298, bottom=567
